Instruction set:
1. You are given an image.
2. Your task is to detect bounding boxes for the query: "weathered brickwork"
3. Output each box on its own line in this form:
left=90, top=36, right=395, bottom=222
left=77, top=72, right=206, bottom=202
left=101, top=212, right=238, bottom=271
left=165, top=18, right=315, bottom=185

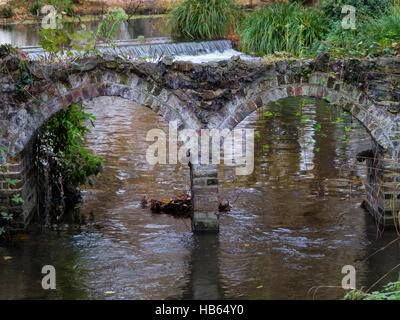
left=190, top=163, right=219, bottom=232
left=0, top=53, right=399, bottom=231
left=0, top=139, right=37, bottom=229
left=363, top=141, right=400, bottom=230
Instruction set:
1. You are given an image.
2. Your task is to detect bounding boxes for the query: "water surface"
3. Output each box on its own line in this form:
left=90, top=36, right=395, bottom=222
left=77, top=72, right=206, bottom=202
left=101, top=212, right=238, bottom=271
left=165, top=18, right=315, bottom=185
left=0, top=17, right=166, bottom=46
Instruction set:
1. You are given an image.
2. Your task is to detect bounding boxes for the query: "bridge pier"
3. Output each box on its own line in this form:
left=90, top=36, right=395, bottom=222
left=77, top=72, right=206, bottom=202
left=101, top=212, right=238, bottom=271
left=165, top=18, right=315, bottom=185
left=189, top=163, right=219, bottom=232
left=363, top=144, right=400, bottom=228
left=0, top=140, right=38, bottom=230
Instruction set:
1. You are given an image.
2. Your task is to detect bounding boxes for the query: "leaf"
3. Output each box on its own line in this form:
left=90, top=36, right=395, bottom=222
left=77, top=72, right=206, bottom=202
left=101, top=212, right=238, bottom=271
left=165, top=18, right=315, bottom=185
left=257, top=285, right=263, bottom=289
left=105, top=291, right=115, bottom=294
left=301, top=116, right=310, bottom=123
left=3, top=256, right=12, bottom=261
left=11, top=194, right=24, bottom=204
left=5, top=178, right=19, bottom=186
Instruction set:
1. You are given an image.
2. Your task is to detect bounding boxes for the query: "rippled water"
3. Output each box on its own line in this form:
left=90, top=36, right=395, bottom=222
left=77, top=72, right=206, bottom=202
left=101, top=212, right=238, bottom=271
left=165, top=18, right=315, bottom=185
left=1, top=96, right=399, bottom=300
left=0, top=17, right=166, bottom=46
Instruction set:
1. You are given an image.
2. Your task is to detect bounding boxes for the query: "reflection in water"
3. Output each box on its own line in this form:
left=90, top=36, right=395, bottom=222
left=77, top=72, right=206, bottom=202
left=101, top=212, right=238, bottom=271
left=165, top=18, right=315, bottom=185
left=0, top=96, right=399, bottom=300
left=0, top=17, right=166, bottom=46
left=182, top=234, right=224, bottom=300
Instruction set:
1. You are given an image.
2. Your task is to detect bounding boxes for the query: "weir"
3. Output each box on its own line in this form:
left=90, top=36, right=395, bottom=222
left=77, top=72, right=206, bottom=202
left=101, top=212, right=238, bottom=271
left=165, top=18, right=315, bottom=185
left=21, top=38, right=234, bottom=61
left=1, top=49, right=400, bottom=232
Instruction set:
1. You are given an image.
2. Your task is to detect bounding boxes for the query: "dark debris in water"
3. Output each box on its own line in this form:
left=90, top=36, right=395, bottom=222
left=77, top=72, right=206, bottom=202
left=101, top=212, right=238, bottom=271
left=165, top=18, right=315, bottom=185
left=141, top=192, right=231, bottom=218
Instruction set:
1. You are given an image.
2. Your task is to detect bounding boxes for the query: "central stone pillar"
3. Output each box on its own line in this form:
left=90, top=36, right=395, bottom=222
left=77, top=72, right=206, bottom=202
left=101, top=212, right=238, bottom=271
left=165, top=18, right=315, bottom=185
left=363, top=142, right=400, bottom=230
left=189, top=163, right=219, bottom=232
left=0, top=141, right=38, bottom=230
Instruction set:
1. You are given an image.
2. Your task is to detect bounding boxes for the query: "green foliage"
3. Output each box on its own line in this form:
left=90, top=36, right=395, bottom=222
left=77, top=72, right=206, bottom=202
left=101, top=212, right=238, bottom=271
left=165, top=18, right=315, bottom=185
left=345, top=274, right=400, bottom=300
left=38, top=7, right=128, bottom=60
left=38, top=103, right=102, bottom=188
left=36, top=103, right=103, bottom=222
left=319, top=0, right=392, bottom=20
left=30, top=1, right=41, bottom=16
left=91, top=8, right=129, bottom=44
left=30, top=0, right=76, bottom=17
left=307, top=5, right=400, bottom=58
left=0, top=43, right=15, bottom=58
left=168, top=0, right=240, bottom=40
left=14, top=71, right=33, bottom=99
left=0, top=6, right=13, bottom=18
left=239, top=2, right=329, bottom=56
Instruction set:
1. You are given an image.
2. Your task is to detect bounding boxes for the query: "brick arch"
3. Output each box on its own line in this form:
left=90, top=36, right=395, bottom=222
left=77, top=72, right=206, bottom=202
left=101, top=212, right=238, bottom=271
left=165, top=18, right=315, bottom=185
left=216, top=73, right=400, bottom=230
left=0, top=65, right=200, bottom=230
left=1, top=54, right=400, bottom=232
left=218, top=75, right=395, bottom=158
left=6, top=81, right=199, bottom=161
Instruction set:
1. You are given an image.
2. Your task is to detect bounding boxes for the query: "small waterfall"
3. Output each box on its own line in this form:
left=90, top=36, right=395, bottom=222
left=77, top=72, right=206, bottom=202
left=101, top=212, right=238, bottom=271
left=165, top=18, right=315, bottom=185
left=21, top=38, right=234, bottom=61
left=119, top=22, right=131, bottom=41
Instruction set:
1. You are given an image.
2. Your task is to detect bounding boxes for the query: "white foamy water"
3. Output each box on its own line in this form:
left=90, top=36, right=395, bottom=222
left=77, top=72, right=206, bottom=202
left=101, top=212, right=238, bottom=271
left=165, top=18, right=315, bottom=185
left=174, top=49, right=258, bottom=63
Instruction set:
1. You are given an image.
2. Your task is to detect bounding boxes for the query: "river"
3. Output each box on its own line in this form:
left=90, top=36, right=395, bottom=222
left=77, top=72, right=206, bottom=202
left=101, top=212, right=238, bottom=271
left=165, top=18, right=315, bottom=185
left=0, top=16, right=166, bottom=46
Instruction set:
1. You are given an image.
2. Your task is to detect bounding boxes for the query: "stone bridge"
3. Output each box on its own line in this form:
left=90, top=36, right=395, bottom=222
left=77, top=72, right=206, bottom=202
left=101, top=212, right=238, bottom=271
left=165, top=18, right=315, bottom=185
left=1, top=51, right=400, bottom=232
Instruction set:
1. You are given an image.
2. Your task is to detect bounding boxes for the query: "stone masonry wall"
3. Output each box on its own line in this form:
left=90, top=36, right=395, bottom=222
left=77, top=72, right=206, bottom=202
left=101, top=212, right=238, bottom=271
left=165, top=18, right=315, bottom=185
left=0, top=52, right=399, bottom=230
left=190, top=163, right=219, bottom=232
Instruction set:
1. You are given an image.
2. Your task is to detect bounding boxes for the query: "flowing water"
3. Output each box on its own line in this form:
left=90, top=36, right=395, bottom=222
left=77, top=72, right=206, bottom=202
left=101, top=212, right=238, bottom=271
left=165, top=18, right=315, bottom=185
left=2, top=18, right=249, bottom=61
left=1, top=96, right=399, bottom=300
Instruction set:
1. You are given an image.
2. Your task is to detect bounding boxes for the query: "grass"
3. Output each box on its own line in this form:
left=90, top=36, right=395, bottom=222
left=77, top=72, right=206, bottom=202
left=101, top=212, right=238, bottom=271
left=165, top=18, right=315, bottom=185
left=307, top=5, right=400, bottom=58
left=345, top=273, right=400, bottom=300
left=168, top=0, right=239, bottom=40
left=239, top=2, right=329, bottom=57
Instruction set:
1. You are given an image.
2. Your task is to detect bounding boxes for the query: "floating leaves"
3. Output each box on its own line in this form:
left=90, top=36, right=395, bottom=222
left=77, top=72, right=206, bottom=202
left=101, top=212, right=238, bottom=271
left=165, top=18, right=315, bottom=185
left=105, top=291, right=115, bottom=295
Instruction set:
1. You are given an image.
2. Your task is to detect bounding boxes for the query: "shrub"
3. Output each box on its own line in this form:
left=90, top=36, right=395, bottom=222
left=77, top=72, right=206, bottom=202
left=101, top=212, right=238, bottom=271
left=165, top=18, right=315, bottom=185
left=168, top=0, right=239, bottom=40
left=239, top=2, right=329, bottom=56
left=36, top=103, right=103, bottom=224
left=307, top=5, right=400, bottom=58
left=0, top=43, right=15, bottom=58
left=30, top=0, right=76, bottom=17
left=319, top=0, right=392, bottom=20
left=365, top=5, right=400, bottom=42
left=0, top=6, right=13, bottom=18
left=30, top=1, right=40, bottom=16
left=345, top=274, right=400, bottom=300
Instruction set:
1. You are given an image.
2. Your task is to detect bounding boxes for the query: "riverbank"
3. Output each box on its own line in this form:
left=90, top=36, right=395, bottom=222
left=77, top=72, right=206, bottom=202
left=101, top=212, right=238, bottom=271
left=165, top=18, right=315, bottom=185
left=0, top=12, right=166, bottom=26
left=0, top=0, right=169, bottom=24
left=0, top=0, right=257, bottom=25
